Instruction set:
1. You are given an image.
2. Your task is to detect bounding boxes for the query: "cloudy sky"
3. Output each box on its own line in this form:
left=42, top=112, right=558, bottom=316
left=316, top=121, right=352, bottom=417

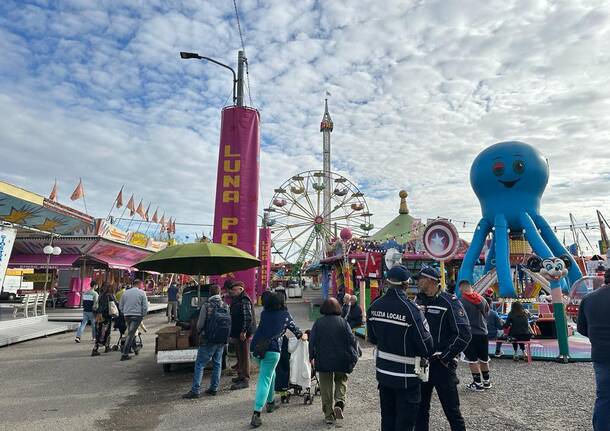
left=1, top=0, right=609, bottom=254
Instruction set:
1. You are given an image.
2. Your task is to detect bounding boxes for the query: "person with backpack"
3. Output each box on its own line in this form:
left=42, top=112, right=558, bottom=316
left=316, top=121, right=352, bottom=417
left=183, top=284, right=231, bottom=398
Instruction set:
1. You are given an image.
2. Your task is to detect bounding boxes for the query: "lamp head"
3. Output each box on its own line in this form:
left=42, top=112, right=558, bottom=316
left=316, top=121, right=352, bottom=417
left=43, top=245, right=53, bottom=255
left=180, top=51, right=200, bottom=59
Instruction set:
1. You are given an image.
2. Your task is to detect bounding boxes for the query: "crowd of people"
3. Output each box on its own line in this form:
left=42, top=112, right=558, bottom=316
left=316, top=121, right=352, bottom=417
left=72, top=268, right=610, bottom=431
left=74, top=279, right=148, bottom=361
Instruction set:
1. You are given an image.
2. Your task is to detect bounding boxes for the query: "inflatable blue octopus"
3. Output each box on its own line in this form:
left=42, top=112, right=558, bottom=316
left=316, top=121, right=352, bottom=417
left=458, top=141, right=582, bottom=297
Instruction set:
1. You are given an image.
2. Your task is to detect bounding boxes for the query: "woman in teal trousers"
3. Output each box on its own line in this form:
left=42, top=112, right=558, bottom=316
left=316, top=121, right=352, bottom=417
left=249, top=292, right=305, bottom=428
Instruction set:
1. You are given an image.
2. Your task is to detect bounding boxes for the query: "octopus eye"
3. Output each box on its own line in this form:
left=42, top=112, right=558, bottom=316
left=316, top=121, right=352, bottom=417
left=492, top=161, right=505, bottom=177
left=513, top=159, right=526, bottom=174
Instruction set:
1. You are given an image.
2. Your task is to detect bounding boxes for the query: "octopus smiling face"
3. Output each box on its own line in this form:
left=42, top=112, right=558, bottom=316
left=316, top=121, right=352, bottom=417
left=471, top=141, right=549, bottom=204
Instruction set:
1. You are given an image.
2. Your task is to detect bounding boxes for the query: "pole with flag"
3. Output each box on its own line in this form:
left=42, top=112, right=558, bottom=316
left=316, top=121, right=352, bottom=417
left=126, top=198, right=143, bottom=231
left=144, top=207, right=159, bottom=235
left=106, top=186, right=124, bottom=221
left=153, top=213, right=166, bottom=239
left=134, top=202, right=151, bottom=233
left=70, top=178, right=87, bottom=214
left=49, top=179, right=58, bottom=202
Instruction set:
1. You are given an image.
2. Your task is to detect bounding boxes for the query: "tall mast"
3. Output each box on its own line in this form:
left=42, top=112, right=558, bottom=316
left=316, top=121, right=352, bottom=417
left=320, top=98, right=333, bottom=240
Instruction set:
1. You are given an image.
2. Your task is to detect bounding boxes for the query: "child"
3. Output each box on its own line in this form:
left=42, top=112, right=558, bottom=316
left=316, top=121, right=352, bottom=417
left=503, top=301, right=531, bottom=361
left=275, top=336, right=292, bottom=403
left=484, top=296, right=505, bottom=357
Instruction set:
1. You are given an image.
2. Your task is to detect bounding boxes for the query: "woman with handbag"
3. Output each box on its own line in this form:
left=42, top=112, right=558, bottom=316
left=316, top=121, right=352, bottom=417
left=92, top=283, right=118, bottom=357
left=249, top=292, right=305, bottom=428
left=309, top=297, right=360, bottom=426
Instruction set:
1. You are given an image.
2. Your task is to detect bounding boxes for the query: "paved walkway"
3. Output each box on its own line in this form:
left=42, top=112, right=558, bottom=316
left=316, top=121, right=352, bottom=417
left=0, top=303, right=596, bottom=431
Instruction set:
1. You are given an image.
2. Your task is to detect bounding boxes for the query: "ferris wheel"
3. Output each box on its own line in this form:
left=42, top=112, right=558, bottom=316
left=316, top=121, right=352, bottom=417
left=264, top=170, right=374, bottom=270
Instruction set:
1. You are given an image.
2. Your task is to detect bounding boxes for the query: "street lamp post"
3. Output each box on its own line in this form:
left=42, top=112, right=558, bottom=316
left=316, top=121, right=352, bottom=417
left=42, top=243, right=61, bottom=316
left=179, top=51, right=246, bottom=107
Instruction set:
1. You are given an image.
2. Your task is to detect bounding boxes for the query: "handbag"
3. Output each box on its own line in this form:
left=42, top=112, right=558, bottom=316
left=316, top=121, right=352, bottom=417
left=253, top=332, right=283, bottom=359
left=108, top=300, right=119, bottom=317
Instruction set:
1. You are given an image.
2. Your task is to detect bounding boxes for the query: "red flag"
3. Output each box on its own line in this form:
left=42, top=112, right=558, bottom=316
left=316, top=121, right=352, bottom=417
left=136, top=200, right=145, bottom=219
left=144, top=203, right=151, bottom=222
left=49, top=180, right=58, bottom=202
left=126, top=194, right=135, bottom=216
left=159, top=213, right=165, bottom=226
left=152, top=208, right=159, bottom=223
left=70, top=179, right=84, bottom=201
left=172, top=219, right=176, bottom=234
left=116, top=188, right=124, bottom=209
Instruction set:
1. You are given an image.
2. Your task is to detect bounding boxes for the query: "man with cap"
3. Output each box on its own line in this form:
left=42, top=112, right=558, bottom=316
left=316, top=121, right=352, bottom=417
left=414, top=267, right=471, bottom=431
left=367, top=265, right=433, bottom=431
left=578, top=268, right=610, bottom=431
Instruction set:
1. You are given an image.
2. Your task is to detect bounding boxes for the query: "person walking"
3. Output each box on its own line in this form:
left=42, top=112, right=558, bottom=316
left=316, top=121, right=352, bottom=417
left=91, top=283, right=117, bottom=356
left=167, top=282, right=179, bottom=323
left=75, top=280, right=99, bottom=343
left=485, top=296, right=505, bottom=357
left=503, top=301, right=531, bottom=361
left=340, top=294, right=351, bottom=318
left=182, top=284, right=231, bottom=398
left=249, top=293, right=305, bottom=428
left=345, top=295, right=363, bottom=330
left=458, top=279, right=491, bottom=391
left=309, top=297, right=360, bottom=426
left=414, top=267, right=471, bottom=431
left=578, top=268, right=610, bottom=431
left=229, top=281, right=256, bottom=390
left=118, top=279, right=148, bottom=361
left=367, top=265, right=433, bottom=431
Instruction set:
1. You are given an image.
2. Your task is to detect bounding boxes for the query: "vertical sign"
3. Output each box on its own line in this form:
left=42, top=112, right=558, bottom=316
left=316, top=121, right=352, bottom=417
left=0, top=226, right=17, bottom=290
left=212, top=106, right=260, bottom=300
left=257, top=227, right=271, bottom=296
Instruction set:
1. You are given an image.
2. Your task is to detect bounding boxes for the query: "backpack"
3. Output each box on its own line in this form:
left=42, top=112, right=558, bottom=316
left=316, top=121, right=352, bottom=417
left=204, top=303, right=231, bottom=345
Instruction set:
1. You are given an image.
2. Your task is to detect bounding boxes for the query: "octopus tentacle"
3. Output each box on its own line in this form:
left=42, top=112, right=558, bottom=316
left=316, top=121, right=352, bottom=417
left=457, top=218, right=490, bottom=286
left=484, top=233, right=495, bottom=273
left=494, top=214, right=514, bottom=298
left=532, top=214, right=582, bottom=286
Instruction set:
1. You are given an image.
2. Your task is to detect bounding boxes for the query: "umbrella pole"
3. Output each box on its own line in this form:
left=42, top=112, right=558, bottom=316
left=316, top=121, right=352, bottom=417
left=198, top=272, right=201, bottom=306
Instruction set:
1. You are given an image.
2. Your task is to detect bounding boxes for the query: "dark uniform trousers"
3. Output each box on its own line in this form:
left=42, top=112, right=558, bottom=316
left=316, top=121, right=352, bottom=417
left=379, top=384, right=420, bottom=431
left=415, top=361, right=466, bottom=431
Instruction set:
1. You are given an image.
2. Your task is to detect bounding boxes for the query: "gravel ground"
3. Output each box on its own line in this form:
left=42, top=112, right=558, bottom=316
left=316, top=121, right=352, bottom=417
left=0, top=303, right=596, bottom=431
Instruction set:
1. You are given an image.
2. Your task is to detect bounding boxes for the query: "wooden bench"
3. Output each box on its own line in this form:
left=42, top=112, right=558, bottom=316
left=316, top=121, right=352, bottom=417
left=12, top=293, right=38, bottom=318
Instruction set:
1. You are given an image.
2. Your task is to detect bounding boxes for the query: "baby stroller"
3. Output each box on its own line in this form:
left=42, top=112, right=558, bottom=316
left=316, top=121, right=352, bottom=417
left=276, top=334, right=320, bottom=405
left=112, top=315, right=145, bottom=353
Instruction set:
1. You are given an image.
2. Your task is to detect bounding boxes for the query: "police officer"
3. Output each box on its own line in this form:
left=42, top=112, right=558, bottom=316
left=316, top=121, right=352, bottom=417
left=414, top=267, right=471, bottom=431
left=367, top=265, right=433, bottom=431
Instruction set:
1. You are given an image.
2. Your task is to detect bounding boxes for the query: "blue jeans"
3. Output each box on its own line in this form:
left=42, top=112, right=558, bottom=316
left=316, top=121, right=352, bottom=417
left=76, top=311, right=96, bottom=339
left=191, top=343, right=225, bottom=394
left=594, top=362, right=610, bottom=431
left=253, top=352, right=281, bottom=412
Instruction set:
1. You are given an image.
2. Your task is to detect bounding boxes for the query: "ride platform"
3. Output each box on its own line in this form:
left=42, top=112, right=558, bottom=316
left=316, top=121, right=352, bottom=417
left=489, top=334, right=591, bottom=362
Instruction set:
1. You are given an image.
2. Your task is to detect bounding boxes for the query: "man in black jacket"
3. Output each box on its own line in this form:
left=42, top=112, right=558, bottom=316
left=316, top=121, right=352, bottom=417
left=414, top=267, right=471, bottom=431
left=578, top=269, right=610, bottom=431
left=367, top=265, right=433, bottom=431
left=229, top=281, right=256, bottom=390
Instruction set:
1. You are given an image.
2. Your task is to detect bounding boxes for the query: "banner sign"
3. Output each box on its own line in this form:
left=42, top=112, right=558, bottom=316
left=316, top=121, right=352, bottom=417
left=22, top=273, right=51, bottom=283
left=257, top=227, right=271, bottom=296
left=212, top=106, right=260, bottom=300
left=0, top=226, right=17, bottom=289
left=97, top=219, right=129, bottom=242
left=128, top=232, right=149, bottom=249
